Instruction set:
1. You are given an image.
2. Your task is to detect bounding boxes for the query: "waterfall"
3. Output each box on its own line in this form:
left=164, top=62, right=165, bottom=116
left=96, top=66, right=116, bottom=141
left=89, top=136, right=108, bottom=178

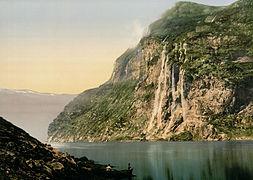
left=147, top=46, right=168, bottom=131
left=157, top=54, right=168, bottom=126
left=167, top=64, right=178, bottom=132
left=171, top=65, right=176, bottom=114
left=180, top=70, right=186, bottom=121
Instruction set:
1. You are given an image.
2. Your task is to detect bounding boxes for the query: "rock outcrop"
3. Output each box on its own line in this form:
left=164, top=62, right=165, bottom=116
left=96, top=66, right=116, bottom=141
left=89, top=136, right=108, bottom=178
left=48, top=0, right=253, bottom=142
left=0, top=117, right=133, bottom=179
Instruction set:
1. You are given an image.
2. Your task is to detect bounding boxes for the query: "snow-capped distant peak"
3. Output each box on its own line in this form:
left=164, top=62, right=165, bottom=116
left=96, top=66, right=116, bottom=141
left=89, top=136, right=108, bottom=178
left=0, top=88, right=53, bottom=96
left=13, top=89, right=40, bottom=95
left=0, top=88, right=76, bottom=97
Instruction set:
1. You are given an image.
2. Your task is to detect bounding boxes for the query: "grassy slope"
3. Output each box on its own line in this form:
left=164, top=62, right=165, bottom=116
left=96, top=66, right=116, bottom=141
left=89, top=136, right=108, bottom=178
left=48, top=80, right=138, bottom=141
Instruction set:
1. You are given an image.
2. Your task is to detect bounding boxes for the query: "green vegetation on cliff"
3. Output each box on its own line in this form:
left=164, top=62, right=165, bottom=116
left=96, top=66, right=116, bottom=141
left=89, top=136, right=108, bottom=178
left=149, top=2, right=224, bottom=39
left=149, top=0, right=253, bottom=87
left=207, top=114, right=253, bottom=139
left=170, top=131, right=193, bottom=141
left=48, top=80, right=138, bottom=141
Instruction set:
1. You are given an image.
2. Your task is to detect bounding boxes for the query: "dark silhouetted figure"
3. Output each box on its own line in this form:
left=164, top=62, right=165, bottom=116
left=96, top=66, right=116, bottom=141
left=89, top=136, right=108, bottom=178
left=128, top=163, right=133, bottom=171
left=106, top=164, right=112, bottom=171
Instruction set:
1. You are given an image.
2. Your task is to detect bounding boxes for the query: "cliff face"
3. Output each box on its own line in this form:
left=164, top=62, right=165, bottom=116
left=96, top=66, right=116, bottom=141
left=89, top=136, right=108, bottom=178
left=48, top=0, right=253, bottom=142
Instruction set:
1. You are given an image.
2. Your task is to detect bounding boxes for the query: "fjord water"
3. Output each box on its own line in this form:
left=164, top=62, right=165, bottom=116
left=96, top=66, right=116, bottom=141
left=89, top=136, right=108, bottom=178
left=51, top=141, right=253, bottom=180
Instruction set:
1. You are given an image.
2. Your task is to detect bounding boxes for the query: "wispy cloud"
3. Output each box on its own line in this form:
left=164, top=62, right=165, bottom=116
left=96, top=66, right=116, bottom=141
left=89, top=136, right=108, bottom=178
left=126, top=19, right=147, bottom=47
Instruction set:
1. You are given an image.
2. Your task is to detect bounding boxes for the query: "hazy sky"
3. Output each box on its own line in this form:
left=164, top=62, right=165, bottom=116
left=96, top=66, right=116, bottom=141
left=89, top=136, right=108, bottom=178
left=0, top=0, right=237, bottom=94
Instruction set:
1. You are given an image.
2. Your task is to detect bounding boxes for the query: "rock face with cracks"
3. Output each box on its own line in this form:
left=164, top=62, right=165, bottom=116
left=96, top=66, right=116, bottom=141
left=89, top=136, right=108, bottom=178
left=48, top=0, right=253, bottom=142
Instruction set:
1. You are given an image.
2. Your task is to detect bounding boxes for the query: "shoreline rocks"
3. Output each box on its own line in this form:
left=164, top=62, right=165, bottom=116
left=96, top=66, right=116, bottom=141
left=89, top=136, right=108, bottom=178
left=0, top=117, right=133, bottom=179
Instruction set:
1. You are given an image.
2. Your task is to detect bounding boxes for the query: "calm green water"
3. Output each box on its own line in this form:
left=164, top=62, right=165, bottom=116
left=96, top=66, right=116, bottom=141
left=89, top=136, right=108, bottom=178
left=51, top=141, right=253, bottom=180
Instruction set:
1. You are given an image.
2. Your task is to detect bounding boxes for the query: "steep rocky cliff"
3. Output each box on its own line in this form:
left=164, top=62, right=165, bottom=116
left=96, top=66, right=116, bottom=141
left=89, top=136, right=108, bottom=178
left=48, top=0, right=253, bottom=142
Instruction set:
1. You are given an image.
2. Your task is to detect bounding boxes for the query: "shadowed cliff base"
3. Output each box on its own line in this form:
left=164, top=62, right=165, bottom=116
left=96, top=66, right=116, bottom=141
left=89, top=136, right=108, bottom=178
left=0, top=117, right=133, bottom=179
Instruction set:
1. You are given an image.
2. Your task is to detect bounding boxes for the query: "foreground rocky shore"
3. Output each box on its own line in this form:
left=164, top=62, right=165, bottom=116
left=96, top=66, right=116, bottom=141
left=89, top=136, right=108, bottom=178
left=0, top=117, right=133, bottom=179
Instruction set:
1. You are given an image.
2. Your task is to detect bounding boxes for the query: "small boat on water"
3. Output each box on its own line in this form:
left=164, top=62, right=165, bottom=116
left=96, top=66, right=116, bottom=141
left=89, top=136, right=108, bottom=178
left=106, top=169, right=135, bottom=179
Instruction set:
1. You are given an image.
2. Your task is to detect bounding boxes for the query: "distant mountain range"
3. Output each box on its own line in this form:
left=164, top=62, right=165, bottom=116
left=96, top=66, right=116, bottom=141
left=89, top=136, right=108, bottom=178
left=0, top=88, right=76, bottom=142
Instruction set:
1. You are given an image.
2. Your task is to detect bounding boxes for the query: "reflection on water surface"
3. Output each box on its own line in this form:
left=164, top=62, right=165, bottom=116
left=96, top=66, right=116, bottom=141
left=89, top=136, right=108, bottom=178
left=51, top=141, right=253, bottom=180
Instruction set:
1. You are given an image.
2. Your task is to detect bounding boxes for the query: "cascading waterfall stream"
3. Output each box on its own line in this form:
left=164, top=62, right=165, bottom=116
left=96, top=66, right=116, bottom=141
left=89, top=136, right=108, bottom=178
left=166, top=43, right=188, bottom=133
left=180, top=70, right=186, bottom=121
left=171, top=65, right=176, bottom=114
left=167, top=64, right=178, bottom=132
left=157, top=56, right=168, bottom=127
left=147, top=46, right=168, bottom=132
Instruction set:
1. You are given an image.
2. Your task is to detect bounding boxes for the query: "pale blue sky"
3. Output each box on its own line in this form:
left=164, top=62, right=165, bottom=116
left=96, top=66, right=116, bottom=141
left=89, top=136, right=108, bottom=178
left=0, top=0, right=237, bottom=93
